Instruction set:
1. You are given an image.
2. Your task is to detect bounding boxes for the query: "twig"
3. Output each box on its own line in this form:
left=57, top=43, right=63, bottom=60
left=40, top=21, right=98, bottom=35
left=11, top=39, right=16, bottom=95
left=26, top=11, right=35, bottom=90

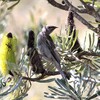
left=79, top=0, right=100, bottom=22
left=22, top=70, right=71, bottom=82
left=22, top=74, right=45, bottom=81
left=77, top=51, right=100, bottom=58
left=64, top=0, right=87, bottom=13
left=64, top=51, right=100, bottom=63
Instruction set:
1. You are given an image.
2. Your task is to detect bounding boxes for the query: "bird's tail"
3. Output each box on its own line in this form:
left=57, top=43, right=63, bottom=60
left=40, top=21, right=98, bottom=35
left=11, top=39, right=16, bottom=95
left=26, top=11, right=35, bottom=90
left=55, top=61, right=66, bottom=79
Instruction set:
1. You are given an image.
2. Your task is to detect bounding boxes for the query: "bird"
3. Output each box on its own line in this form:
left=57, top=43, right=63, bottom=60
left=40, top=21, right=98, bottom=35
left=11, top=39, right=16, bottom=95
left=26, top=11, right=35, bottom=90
left=27, top=30, right=45, bottom=74
left=37, top=26, right=66, bottom=79
left=0, top=32, right=17, bottom=76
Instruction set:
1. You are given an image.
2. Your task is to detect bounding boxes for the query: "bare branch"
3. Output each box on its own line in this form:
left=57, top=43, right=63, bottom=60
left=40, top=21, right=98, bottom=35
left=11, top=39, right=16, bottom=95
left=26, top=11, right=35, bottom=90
left=47, top=0, right=99, bottom=33
left=47, top=0, right=69, bottom=11
left=79, top=0, right=100, bottom=22
left=77, top=51, right=100, bottom=59
left=64, top=0, right=87, bottom=13
left=47, top=0, right=87, bottom=13
left=73, top=11, right=98, bottom=33
left=22, top=71, right=71, bottom=82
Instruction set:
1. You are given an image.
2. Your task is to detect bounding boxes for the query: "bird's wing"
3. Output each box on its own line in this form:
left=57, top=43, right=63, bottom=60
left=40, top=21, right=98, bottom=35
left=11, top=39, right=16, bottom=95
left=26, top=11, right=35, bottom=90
left=46, top=35, right=55, bottom=49
left=45, top=36, right=60, bottom=63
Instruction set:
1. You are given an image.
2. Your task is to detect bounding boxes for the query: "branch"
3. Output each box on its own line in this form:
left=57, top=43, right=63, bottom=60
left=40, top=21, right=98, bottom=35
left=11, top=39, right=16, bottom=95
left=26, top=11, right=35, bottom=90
left=77, top=51, right=100, bottom=58
left=64, top=0, right=87, bottom=13
left=47, top=0, right=87, bottom=13
left=22, top=71, right=71, bottom=82
left=47, top=0, right=68, bottom=11
left=65, top=51, right=100, bottom=63
left=79, top=0, right=100, bottom=22
left=47, top=0, right=99, bottom=33
left=22, top=74, right=45, bottom=82
left=73, top=11, right=98, bottom=33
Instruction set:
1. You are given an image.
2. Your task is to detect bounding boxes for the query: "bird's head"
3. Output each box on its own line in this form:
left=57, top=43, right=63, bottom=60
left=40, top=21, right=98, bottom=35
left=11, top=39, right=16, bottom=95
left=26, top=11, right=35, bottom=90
left=42, top=26, right=57, bottom=35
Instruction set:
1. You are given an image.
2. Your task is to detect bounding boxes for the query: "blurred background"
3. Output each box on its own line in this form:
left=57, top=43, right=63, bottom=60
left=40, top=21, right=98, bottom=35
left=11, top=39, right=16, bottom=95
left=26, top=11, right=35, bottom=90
left=0, top=0, right=98, bottom=100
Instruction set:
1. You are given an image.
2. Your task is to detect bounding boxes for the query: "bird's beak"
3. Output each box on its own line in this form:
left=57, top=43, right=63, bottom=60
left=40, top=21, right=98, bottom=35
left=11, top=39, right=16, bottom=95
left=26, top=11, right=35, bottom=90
left=47, top=26, right=58, bottom=33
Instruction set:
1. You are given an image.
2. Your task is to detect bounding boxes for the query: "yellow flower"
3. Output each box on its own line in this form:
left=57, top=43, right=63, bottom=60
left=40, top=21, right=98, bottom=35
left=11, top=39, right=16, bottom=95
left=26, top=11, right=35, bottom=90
left=0, top=33, right=17, bottom=76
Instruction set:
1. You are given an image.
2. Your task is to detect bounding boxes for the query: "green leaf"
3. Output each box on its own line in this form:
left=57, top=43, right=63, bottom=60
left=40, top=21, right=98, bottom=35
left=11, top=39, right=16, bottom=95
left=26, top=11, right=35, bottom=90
left=48, top=86, right=67, bottom=96
left=0, top=77, right=22, bottom=96
left=92, top=33, right=95, bottom=49
left=55, top=79, right=80, bottom=100
left=69, top=85, right=81, bottom=99
left=70, top=30, right=78, bottom=50
left=89, top=33, right=92, bottom=50
left=92, top=59, right=100, bottom=69
left=37, top=78, right=55, bottom=83
left=88, top=91, right=100, bottom=99
left=55, top=79, right=68, bottom=91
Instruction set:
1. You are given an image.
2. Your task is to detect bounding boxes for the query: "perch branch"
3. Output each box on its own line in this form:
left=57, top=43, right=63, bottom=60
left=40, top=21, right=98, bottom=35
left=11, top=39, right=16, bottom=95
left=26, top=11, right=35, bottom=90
left=22, top=71, right=70, bottom=82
